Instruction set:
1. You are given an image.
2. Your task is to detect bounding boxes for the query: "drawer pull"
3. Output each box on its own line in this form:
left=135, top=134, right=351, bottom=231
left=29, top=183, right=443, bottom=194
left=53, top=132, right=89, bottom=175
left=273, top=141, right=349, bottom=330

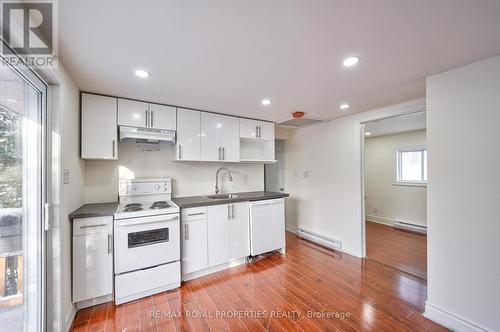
left=80, top=223, right=106, bottom=229
left=187, top=212, right=205, bottom=216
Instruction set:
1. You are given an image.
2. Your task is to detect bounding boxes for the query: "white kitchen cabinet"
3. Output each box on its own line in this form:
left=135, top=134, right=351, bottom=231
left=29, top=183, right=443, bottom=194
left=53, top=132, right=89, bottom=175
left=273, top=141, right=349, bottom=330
left=182, top=218, right=208, bottom=274
left=201, top=113, right=240, bottom=162
left=229, top=202, right=250, bottom=259
left=176, top=108, right=201, bottom=161
left=201, top=112, right=222, bottom=161
left=240, top=118, right=258, bottom=139
left=258, top=121, right=275, bottom=140
left=250, top=199, right=285, bottom=256
left=118, top=98, right=149, bottom=128
left=239, top=118, right=274, bottom=140
left=81, top=93, right=118, bottom=160
left=72, top=216, right=113, bottom=303
left=149, top=103, right=176, bottom=131
left=221, top=115, right=240, bottom=162
left=207, top=204, right=231, bottom=266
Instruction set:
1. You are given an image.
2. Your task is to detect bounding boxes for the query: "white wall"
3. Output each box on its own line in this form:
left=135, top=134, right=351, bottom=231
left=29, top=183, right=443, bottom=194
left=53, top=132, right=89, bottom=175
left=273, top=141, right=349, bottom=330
left=84, top=141, right=264, bottom=203
left=284, top=98, right=425, bottom=257
left=425, top=55, right=500, bottom=331
left=39, top=64, right=84, bottom=331
left=365, top=130, right=427, bottom=226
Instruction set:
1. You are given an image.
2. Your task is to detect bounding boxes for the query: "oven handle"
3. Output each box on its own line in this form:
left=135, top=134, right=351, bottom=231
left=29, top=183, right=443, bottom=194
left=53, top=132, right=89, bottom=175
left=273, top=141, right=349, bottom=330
left=115, top=215, right=179, bottom=227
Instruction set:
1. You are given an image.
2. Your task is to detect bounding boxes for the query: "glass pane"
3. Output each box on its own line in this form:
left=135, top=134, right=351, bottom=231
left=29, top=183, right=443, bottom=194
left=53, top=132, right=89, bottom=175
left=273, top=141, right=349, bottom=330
left=0, top=63, right=42, bottom=331
left=423, top=150, right=427, bottom=181
left=401, top=151, right=422, bottom=181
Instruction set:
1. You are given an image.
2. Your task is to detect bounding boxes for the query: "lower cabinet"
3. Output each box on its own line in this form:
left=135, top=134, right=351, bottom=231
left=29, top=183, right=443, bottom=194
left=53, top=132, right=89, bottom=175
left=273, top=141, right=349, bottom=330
left=72, top=216, right=113, bottom=303
left=207, top=202, right=249, bottom=267
left=182, top=218, right=208, bottom=274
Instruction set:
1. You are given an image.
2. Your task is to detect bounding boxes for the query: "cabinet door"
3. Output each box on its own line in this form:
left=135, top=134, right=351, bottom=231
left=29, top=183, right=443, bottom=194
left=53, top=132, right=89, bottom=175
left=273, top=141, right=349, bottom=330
left=201, top=112, right=222, bottom=161
left=221, top=116, right=240, bottom=162
left=117, top=98, right=149, bottom=127
left=259, top=121, right=275, bottom=140
left=149, top=103, right=176, bottom=130
left=207, top=205, right=231, bottom=267
left=182, top=219, right=208, bottom=274
left=240, top=118, right=258, bottom=139
left=72, top=232, right=113, bottom=302
left=230, top=202, right=250, bottom=259
left=176, top=108, right=201, bottom=160
left=81, top=93, right=118, bottom=160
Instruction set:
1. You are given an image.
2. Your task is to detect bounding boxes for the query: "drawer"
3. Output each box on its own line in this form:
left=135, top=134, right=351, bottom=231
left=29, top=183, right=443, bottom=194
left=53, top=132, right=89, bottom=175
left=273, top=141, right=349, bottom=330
left=115, top=261, right=180, bottom=304
left=182, top=206, right=208, bottom=221
left=73, top=216, right=112, bottom=236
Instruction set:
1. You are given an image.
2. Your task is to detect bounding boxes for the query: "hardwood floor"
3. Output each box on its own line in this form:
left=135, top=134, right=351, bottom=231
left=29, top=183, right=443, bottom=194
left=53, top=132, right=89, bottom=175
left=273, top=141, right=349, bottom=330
left=366, top=221, right=427, bottom=280
left=70, top=231, right=445, bottom=332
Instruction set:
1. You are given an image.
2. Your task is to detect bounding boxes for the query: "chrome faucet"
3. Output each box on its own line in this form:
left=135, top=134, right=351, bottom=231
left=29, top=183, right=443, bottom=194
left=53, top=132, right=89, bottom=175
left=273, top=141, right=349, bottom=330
left=215, top=167, right=233, bottom=194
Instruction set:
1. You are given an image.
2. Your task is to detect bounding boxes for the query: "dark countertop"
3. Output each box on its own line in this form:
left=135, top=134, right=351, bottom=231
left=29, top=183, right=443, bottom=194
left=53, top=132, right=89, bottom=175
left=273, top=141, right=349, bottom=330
left=172, top=191, right=289, bottom=209
left=69, top=202, right=119, bottom=220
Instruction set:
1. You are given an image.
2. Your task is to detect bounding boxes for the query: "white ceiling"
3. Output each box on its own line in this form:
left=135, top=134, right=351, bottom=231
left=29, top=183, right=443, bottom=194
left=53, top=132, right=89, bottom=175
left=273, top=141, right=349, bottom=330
left=364, top=112, right=426, bottom=137
left=59, top=0, right=500, bottom=122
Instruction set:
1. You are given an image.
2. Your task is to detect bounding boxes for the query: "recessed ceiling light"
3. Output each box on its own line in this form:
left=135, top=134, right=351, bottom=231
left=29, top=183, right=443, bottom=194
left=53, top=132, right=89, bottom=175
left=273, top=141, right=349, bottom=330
left=261, top=99, right=272, bottom=106
left=343, top=56, right=360, bottom=67
left=339, top=103, right=350, bottom=110
left=135, top=70, right=150, bottom=78
left=365, top=132, right=372, bottom=136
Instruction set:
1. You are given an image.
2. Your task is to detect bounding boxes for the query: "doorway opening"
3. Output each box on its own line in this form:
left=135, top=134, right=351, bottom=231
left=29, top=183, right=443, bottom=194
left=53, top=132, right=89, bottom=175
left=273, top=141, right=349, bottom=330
left=362, top=112, right=427, bottom=280
left=264, top=139, right=285, bottom=193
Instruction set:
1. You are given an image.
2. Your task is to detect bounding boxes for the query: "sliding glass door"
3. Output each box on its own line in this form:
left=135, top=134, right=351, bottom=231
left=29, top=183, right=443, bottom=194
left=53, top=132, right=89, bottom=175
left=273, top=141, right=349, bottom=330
left=0, top=57, right=47, bottom=331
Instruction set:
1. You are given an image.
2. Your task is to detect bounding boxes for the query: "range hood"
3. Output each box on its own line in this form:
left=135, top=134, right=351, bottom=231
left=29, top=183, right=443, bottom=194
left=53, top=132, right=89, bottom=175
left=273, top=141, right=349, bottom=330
left=119, top=126, right=176, bottom=144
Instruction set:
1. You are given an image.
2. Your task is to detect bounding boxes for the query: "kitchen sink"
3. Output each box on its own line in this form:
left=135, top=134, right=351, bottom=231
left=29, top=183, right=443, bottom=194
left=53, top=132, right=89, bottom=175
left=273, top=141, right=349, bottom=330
left=205, top=194, right=239, bottom=200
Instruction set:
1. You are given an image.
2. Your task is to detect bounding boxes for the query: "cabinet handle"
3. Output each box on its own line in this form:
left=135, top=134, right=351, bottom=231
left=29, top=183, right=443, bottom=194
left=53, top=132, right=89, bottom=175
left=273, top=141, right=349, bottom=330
left=187, top=212, right=205, bottom=216
left=107, top=234, right=112, bottom=254
left=218, top=147, right=221, bottom=160
left=256, top=125, right=259, bottom=138
left=227, top=205, right=231, bottom=219
left=80, top=223, right=106, bottom=229
left=112, top=140, right=115, bottom=158
left=222, top=147, right=225, bottom=160
left=151, top=110, right=154, bottom=127
left=178, top=144, right=182, bottom=159
left=230, top=204, right=234, bottom=219
left=145, top=110, right=149, bottom=127
left=258, top=126, right=262, bottom=138
left=184, top=223, right=188, bottom=240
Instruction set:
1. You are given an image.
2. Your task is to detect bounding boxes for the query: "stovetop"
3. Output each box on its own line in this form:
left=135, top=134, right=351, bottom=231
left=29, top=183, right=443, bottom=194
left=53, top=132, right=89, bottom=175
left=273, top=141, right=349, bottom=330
left=114, top=200, right=179, bottom=220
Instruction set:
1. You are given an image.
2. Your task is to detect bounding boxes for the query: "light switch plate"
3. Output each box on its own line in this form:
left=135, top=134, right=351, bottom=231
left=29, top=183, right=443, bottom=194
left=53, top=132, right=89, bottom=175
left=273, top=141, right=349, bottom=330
left=63, top=169, right=70, bottom=184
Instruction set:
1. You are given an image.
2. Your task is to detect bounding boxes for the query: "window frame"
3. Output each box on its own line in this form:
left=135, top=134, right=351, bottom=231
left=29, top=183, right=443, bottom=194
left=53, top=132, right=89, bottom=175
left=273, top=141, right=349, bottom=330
left=394, top=146, right=427, bottom=187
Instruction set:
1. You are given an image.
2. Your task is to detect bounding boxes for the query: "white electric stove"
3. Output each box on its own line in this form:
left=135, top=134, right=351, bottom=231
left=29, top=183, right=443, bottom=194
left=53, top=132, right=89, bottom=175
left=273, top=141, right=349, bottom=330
left=113, top=178, right=180, bottom=305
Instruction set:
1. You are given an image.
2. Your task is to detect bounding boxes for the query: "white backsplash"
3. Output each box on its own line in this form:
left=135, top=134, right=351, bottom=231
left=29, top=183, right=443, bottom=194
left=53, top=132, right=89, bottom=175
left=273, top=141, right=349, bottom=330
left=84, top=140, right=264, bottom=203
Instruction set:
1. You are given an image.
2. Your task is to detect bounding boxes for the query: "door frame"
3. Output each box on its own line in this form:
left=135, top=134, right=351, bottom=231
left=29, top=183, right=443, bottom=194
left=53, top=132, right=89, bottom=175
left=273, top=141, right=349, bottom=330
left=0, top=41, right=49, bottom=332
left=357, top=107, right=426, bottom=258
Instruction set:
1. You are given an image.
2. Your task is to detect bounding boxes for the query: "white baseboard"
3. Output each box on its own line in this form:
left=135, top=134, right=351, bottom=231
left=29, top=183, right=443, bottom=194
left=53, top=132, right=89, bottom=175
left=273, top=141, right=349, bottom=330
left=365, top=214, right=393, bottom=226
left=64, top=304, right=76, bottom=332
left=424, top=302, right=489, bottom=332
left=285, top=223, right=298, bottom=234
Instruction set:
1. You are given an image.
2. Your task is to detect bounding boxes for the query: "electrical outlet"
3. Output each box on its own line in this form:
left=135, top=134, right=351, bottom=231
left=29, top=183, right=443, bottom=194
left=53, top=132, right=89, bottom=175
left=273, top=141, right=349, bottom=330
left=373, top=207, right=378, bottom=213
left=63, top=169, right=70, bottom=184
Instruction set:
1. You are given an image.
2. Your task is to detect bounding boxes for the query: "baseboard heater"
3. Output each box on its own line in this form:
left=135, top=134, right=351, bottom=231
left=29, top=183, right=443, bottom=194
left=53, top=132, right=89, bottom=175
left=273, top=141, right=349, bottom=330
left=297, top=229, right=342, bottom=251
left=393, top=221, right=427, bottom=234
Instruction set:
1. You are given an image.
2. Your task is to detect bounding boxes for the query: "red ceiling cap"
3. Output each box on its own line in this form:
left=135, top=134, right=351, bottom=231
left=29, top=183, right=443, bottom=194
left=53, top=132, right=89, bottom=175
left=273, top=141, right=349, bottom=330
left=293, top=111, right=305, bottom=118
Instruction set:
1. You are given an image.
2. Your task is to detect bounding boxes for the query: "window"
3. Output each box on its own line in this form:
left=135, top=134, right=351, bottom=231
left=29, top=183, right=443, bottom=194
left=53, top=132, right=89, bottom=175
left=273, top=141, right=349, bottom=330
left=396, top=147, right=427, bottom=185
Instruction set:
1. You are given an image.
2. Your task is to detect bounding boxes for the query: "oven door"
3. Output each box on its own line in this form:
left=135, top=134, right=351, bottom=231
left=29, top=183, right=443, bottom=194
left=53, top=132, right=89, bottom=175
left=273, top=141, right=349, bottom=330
left=114, top=213, right=180, bottom=274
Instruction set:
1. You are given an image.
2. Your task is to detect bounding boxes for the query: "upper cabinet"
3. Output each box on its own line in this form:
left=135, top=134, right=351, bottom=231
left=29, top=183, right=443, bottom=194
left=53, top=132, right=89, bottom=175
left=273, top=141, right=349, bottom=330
left=118, top=99, right=176, bottom=130
left=149, top=103, right=176, bottom=131
left=176, top=108, right=201, bottom=161
left=81, top=93, right=118, bottom=160
left=117, top=99, right=149, bottom=128
left=201, top=113, right=239, bottom=162
left=240, top=119, right=274, bottom=140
